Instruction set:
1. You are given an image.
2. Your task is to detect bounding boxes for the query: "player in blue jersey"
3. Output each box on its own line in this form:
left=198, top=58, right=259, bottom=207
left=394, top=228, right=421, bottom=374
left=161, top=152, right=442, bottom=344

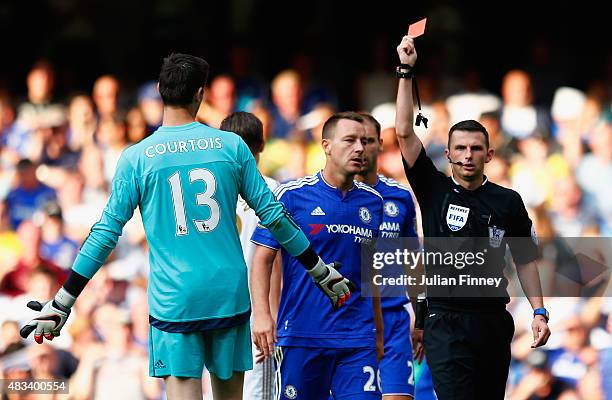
left=19, top=54, right=356, bottom=400
left=250, top=111, right=385, bottom=400
left=356, top=113, right=419, bottom=399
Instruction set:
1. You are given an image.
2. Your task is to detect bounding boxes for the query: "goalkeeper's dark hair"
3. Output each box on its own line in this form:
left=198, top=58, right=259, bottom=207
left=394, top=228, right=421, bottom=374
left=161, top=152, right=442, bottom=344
left=158, top=53, right=209, bottom=106
left=220, top=112, right=264, bottom=156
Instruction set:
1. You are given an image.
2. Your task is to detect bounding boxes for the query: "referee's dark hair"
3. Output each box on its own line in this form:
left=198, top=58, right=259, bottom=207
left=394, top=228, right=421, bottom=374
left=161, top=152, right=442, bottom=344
left=158, top=53, right=210, bottom=106
left=448, top=119, right=490, bottom=149
left=357, top=112, right=381, bottom=138
left=322, top=111, right=365, bottom=139
left=220, top=111, right=264, bottom=156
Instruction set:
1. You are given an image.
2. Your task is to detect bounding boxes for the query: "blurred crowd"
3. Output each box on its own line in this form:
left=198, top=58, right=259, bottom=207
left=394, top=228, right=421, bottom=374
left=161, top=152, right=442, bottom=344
left=0, top=54, right=611, bottom=399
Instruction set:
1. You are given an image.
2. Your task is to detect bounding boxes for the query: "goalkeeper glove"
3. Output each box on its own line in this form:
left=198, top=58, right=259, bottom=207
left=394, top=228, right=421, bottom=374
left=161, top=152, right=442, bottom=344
left=20, top=287, right=75, bottom=344
left=307, top=258, right=357, bottom=310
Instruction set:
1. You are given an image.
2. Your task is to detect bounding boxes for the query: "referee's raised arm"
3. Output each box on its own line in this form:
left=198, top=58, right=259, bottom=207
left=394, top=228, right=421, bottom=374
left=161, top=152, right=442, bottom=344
left=395, top=35, right=422, bottom=168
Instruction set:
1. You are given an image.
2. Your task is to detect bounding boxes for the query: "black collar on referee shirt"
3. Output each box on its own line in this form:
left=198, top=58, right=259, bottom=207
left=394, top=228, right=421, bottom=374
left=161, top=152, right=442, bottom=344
left=450, top=174, right=489, bottom=194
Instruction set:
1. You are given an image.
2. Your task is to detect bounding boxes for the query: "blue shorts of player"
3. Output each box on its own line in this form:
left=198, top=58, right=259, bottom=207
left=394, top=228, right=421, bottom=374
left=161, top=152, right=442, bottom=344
left=379, top=307, right=415, bottom=396
left=148, top=322, right=252, bottom=379
left=275, top=346, right=380, bottom=400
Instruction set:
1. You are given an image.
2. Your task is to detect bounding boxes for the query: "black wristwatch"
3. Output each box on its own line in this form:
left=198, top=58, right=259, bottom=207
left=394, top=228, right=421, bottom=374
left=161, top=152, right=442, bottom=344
left=396, top=65, right=415, bottom=79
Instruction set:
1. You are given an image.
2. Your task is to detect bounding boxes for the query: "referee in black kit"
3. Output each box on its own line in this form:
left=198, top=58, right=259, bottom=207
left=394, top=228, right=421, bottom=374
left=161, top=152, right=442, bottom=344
left=394, top=36, right=551, bottom=399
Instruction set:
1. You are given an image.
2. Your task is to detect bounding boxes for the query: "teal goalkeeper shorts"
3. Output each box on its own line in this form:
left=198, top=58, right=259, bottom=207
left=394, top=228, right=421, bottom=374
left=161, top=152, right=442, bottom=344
left=148, top=322, right=252, bottom=380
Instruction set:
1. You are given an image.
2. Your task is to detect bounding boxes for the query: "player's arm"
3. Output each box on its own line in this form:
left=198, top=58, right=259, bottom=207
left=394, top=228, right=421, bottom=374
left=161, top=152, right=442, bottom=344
left=269, top=252, right=282, bottom=321
left=238, top=139, right=355, bottom=309
left=507, top=192, right=550, bottom=348
left=20, top=152, right=139, bottom=343
left=250, top=243, right=279, bottom=360
left=395, top=35, right=423, bottom=168
left=515, top=261, right=549, bottom=348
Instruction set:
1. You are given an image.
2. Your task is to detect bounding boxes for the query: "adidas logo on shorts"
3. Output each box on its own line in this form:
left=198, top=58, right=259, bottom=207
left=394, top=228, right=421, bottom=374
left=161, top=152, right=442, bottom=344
left=154, top=359, right=166, bottom=369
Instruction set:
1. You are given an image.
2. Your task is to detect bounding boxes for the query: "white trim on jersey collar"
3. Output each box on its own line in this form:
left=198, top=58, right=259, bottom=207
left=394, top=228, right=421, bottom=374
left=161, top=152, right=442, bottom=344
left=451, top=174, right=488, bottom=187
left=319, top=171, right=355, bottom=191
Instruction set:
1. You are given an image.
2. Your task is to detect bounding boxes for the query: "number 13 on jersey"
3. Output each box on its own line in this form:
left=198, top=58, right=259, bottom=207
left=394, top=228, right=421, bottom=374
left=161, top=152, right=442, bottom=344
left=168, top=168, right=220, bottom=235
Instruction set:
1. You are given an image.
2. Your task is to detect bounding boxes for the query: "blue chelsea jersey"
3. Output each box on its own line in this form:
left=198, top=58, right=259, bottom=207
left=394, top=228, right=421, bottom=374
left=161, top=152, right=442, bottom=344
left=373, top=175, right=418, bottom=309
left=251, top=172, right=384, bottom=348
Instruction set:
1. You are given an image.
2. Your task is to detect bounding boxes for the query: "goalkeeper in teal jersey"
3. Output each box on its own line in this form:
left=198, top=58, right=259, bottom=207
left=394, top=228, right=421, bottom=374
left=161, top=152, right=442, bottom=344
left=20, top=54, right=355, bottom=400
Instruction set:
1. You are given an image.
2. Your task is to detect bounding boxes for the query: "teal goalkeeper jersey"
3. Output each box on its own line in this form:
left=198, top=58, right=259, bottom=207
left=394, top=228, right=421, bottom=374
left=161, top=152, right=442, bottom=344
left=72, top=121, right=310, bottom=322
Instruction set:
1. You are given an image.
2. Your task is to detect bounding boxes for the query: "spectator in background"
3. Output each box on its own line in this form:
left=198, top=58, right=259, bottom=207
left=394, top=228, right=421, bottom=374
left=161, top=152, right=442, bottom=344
left=5, top=158, right=56, bottom=229
left=576, top=120, right=612, bottom=235
left=27, top=342, right=78, bottom=383
left=550, top=87, right=587, bottom=169
left=16, top=60, right=65, bottom=135
left=126, top=106, right=148, bottom=143
left=480, top=111, right=513, bottom=159
left=92, top=75, right=120, bottom=119
left=545, top=315, right=591, bottom=389
left=0, top=200, right=22, bottom=284
left=500, top=70, right=551, bottom=141
left=39, top=201, right=79, bottom=270
left=485, top=155, right=512, bottom=188
left=301, top=103, right=335, bottom=175
left=71, top=305, right=161, bottom=400
left=0, top=320, right=24, bottom=357
left=510, top=350, right=578, bottom=400
left=510, top=131, right=569, bottom=208
left=418, top=101, right=452, bottom=172
left=599, top=313, right=612, bottom=399
left=58, top=169, right=106, bottom=242
left=548, top=176, right=598, bottom=237
left=0, top=91, right=23, bottom=168
left=0, top=222, right=66, bottom=297
left=40, top=121, right=80, bottom=173
left=95, top=115, right=129, bottom=184
left=137, top=81, right=163, bottom=134
left=269, top=69, right=305, bottom=140
left=66, top=94, right=97, bottom=151
left=196, top=74, right=237, bottom=128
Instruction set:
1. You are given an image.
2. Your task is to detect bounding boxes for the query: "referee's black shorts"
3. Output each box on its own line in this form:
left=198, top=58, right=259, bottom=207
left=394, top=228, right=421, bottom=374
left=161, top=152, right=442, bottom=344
left=423, top=308, right=515, bottom=400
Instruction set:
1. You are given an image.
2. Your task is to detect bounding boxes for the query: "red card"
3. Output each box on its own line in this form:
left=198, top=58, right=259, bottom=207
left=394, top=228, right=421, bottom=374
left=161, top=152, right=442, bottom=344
left=408, top=18, right=427, bottom=38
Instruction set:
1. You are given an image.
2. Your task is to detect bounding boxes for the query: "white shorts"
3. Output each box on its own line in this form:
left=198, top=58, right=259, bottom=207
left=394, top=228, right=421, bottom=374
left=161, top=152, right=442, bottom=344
left=243, top=341, right=275, bottom=399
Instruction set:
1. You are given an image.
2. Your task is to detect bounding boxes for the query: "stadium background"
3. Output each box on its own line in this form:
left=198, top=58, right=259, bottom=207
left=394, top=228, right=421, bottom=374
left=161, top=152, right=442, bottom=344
left=0, top=1, right=611, bottom=398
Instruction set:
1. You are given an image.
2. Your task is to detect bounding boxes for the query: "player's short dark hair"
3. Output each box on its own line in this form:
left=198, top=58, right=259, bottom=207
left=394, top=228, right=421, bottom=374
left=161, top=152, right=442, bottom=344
left=322, top=111, right=365, bottom=139
left=357, top=112, right=381, bottom=138
left=448, top=119, right=490, bottom=149
left=220, top=112, right=264, bottom=156
left=158, top=53, right=209, bottom=106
